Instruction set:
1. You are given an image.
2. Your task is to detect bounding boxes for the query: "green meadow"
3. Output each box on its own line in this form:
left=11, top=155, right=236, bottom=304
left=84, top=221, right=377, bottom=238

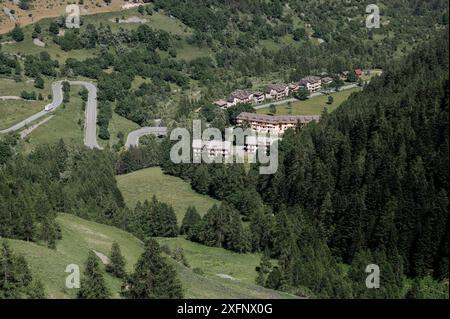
left=7, top=213, right=296, bottom=299
left=257, top=87, right=361, bottom=116
left=117, top=167, right=220, bottom=221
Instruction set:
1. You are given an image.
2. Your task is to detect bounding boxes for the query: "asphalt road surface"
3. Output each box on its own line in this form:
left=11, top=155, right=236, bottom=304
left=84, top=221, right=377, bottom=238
left=70, top=81, right=101, bottom=149
left=125, top=126, right=168, bottom=148
left=1, top=80, right=101, bottom=149
left=0, top=81, right=63, bottom=134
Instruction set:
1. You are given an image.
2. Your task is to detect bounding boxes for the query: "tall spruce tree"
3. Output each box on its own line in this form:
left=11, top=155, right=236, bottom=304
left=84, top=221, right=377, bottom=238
left=0, top=241, right=33, bottom=299
left=77, top=251, right=110, bottom=299
left=106, top=241, right=126, bottom=279
left=122, top=239, right=183, bottom=299
left=180, top=206, right=202, bottom=240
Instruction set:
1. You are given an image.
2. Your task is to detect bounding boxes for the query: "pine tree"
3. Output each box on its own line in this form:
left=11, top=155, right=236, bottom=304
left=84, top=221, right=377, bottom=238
left=77, top=251, right=110, bottom=299
left=27, top=279, right=46, bottom=299
left=106, top=241, right=126, bottom=279
left=122, top=239, right=183, bottom=299
left=317, top=192, right=334, bottom=241
left=180, top=206, right=201, bottom=239
left=49, top=21, right=59, bottom=35
left=34, top=76, right=45, bottom=89
left=10, top=25, right=24, bottom=42
left=265, top=267, right=282, bottom=290
left=40, top=216, right=57, bottom=249
left=192, top=165, right=210, bottom=194
left=0, top=241, right=33, bottom=298
left=34, top=23, right=42, bottom=34
left=256, top=250, right=272, bottom=286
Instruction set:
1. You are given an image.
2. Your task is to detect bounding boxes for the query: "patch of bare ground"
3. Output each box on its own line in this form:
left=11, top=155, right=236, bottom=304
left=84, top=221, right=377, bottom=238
left=0, top=0, right=143, bottom=35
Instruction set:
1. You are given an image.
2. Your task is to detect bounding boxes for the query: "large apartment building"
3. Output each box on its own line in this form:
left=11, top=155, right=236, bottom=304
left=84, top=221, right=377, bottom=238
left=226, top=89, right=255, bottom=107
left=298, top=76, right=322, bottom=93
left=192, top=140, right=232, bottom=158
left=236, top=112, right=321, bottom=135
left=265, top=83, right=290, bottom=100
left=245, top=135, right=280, bottom=154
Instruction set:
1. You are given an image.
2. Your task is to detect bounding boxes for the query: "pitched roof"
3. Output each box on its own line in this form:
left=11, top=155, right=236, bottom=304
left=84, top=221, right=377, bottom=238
left=298, top=76, right=322, bottom=86
left=321, top=76, right=333, bottom=83
left=213, top=99, right=228, bottom=107
left=236, top=112, right=321, bottom=125
left=265, top=83, right=288, bottom=93
left=227, top=89, right=254, bottom=102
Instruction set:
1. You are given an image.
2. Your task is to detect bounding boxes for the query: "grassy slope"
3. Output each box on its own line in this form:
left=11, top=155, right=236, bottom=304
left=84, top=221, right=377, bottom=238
left=257, top=88, right=361, bottom=115
left=17, top=87, right=85, bottom=152
left=0, top=0, right=129, bottom=35
left=8, top=214, right=143, bottom=299
left=158, top=237, right=265, bottom=286
left=117, top=167, right=220, bottom=221
left=0, top=77, right=55, bottom=130
left=99, top=113, right=141, bottom=149
left=0, top=77, right=53, bottom=97
left=0, top=100, right=44, bottom=130
left=7, top=213, right=296, bottom=299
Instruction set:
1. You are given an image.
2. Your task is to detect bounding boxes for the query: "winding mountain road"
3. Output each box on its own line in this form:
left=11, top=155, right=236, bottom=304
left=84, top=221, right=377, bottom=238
left=0, top=80, right=101, bottom=149
left=0, top=108, right=49, bottom=134
left=125, top=126, right=168, bottom=148
left=72, top=81, right=100, bottom=149
left=1, top=80, right=167, bottom=150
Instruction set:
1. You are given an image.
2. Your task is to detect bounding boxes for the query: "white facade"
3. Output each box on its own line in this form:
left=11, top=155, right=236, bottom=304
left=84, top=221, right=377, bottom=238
left=236, top=113, right=321, bottom=136
left=265, top=84, right=290, bottom=100
left=245, top=135, right=280, bottom=154
left=253, top=92, right=266, bottom=104
left=298, top=76, right=322, bottom=93
left=192, top=140, right=232, bottom=158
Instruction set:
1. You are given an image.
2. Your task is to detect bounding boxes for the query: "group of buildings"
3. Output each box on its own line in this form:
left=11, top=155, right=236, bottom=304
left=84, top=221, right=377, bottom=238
left=195, top=69, right=368, bottom=160
left=214, top=75, right=330, bottom=109
left=236, top=112, right=321, bottom=135
left=213, top=69, right=364, bottom=109
left=192, top=112, right=321, bottom=159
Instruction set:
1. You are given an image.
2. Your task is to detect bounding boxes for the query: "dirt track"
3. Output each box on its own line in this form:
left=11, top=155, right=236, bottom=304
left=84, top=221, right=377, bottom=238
left=0, top=0, right=130, bottom=35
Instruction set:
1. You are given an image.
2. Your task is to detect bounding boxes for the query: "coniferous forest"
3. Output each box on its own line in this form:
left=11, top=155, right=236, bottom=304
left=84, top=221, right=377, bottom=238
left=160, top=29, right=450, bottom=298
left=0, top=1, right=448, bottom=301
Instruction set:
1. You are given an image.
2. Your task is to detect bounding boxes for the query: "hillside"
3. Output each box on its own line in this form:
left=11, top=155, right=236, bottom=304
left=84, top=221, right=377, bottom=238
left=7, top=213, right=296, bottom=299
left=117, top=167, right=220, bottom=222
left=1, top=0, right=446, bottom=137
left=154, top=29, right=450, bottom=298
left=0, top=0, right=448, bottom=302
left=0, top=0, right=134, bottom=35
left=253, top=29, right=450, bottom=296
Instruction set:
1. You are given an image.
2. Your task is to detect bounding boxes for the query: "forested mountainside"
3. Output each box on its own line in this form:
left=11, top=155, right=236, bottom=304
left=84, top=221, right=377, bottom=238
left=0, top=1, right=448, bottom=300
left=159, top=29, right=449, bottom=298
left=0, top=141, right=126, bottom=248
left=257, top=28, right=449, bottom=280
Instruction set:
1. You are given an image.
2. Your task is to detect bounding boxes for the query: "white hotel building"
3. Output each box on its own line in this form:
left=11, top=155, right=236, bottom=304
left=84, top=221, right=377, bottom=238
left=236, top=112, right=321, bottom=135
